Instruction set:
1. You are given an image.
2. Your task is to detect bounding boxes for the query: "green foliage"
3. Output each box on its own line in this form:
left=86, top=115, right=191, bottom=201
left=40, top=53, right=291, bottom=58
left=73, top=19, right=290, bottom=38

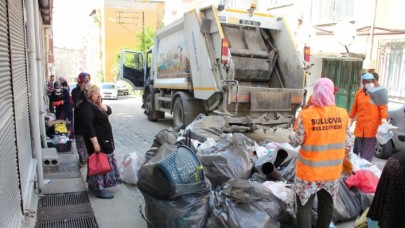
left=112, top=26, right=156, bottom=80
left=135, top=26, right=155, bottom=54
left=99, top=69, right=104, bottom=83
left=92, top=10, right=101, bottom=25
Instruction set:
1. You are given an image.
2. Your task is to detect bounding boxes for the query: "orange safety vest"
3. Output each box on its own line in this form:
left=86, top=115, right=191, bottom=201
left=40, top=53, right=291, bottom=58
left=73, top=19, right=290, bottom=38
left=296, top=106, right=349, bottom=182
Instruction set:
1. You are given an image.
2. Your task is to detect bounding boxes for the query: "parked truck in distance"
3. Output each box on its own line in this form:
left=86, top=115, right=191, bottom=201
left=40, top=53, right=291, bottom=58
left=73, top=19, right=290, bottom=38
left=120, top=4, right=305, bottom=132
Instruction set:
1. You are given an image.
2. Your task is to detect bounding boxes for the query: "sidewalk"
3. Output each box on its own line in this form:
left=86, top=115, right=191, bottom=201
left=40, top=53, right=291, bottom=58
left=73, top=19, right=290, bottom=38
left=37, top=142, right=97, bottom=227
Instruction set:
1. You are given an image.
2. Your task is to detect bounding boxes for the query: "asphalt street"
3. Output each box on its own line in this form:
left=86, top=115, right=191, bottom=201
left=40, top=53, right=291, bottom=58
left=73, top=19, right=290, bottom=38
left=83, top=95, right=384, bottom=228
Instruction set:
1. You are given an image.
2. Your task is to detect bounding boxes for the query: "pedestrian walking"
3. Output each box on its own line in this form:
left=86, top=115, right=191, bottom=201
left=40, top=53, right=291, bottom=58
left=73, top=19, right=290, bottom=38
left=71, top=72, right=91, bottom=165
left=79, top=83, right=121, bottom=199
left=290, top=78, right=352, bottom=228
left=349, top=73, right=388, bottom=162
left=367, top=151, right=405, bottom=227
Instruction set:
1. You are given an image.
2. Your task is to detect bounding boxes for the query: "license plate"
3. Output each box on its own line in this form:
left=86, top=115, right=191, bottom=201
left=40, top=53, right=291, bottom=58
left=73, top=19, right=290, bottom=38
left=239, top=19, right=261, bottom=26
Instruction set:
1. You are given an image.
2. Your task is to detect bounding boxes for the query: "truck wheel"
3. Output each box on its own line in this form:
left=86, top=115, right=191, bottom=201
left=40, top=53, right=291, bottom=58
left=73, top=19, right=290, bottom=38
left=173, top=97, right=185, bottom=130
left=374, top=140, right=393, bottom=159
left=145, top=93, right=157, bottom=122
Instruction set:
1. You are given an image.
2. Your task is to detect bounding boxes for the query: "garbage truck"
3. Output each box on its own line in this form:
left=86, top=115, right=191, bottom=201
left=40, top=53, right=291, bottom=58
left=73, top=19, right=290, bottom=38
left=120, top=4, right=305, bottom=132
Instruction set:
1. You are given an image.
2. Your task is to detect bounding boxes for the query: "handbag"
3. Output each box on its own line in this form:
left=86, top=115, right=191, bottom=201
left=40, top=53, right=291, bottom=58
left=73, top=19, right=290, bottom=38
left=88, top=152, right=112, bottom=176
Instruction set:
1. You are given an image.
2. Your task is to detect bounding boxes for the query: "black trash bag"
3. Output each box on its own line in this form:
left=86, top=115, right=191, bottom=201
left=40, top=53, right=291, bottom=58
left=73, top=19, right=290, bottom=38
left=185, top=114, right=226, bottom=143
left=332, top=179, right=371, bottom=223
left=206, top=179, right=294, bottom=228
left=140, top=190, right=210, bottom=228
left=138, top=143, right=211, bottom=199
left=144, top=128, right=179, bottom=163
left=197, top=133, right=254, bottom=187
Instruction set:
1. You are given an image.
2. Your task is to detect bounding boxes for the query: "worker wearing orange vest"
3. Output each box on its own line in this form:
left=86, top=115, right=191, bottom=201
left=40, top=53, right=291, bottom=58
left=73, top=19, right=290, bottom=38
left=293, top=85, right=339, bottom=131
left=349, top=73, right=388, bottom=162
left=290, top=78, right=352, bottom=228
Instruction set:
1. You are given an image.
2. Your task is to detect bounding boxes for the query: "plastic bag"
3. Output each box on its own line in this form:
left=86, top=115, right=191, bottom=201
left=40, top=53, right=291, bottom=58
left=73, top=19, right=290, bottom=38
left=333, top=179, right=371, bottom=223
left=354, top=207, right=369, bottom=228
left=197, top=133, right=254, bottom=187
left=54, top=122, right=68, bottom=134
left=138, top=143, right=211, bottom=199
left=376, top=123, right=395, bottom=145
left=261, top=181, right=291, bottom=203
left=140, top=191, right=210, bottom=228
left=345, top=170, right=379, bottom=193
left=206, top=179, right=293, bottom=228
left=185, top=114, right=226, bottom=143
left=119, top=152, right=142, bottom=185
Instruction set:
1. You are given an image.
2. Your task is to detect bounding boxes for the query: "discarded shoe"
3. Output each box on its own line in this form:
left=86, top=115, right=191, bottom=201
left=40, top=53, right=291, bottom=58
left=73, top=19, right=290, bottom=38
left=94, top=189, right=114, bottom=199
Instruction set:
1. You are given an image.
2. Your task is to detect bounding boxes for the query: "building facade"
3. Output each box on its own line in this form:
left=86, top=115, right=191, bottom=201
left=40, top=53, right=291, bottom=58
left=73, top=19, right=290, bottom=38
left=102, top=0, right=165, bottom=83
left=0, top=0, right=54, bottom=227
left=257, top=0, right=405, bottom=108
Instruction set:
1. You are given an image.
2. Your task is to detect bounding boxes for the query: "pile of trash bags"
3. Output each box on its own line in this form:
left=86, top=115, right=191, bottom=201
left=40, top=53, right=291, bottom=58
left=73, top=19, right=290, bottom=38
left=133, top=114, right=380, bottom=227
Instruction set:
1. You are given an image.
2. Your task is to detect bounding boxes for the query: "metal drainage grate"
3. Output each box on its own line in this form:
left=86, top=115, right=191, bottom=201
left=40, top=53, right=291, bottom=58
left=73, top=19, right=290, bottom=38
left=36, top=192, right=98, bottom=228
left=36, top=217, right=98, bottom=228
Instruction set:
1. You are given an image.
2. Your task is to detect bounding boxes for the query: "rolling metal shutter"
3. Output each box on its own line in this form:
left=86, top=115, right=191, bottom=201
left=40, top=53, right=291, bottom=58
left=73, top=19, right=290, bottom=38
left=9, top=0, right=34, bottom=211
left=0, top=0, right=22, bottom=227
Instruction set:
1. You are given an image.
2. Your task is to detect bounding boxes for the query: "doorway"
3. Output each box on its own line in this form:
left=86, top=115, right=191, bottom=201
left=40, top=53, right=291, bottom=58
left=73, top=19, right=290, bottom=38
left=322, top=59, right=363, bottom=111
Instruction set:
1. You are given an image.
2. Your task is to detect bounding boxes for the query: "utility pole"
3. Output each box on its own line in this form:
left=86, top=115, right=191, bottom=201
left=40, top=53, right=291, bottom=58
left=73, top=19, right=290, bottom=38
left=142, top=11, right=145, bottom=52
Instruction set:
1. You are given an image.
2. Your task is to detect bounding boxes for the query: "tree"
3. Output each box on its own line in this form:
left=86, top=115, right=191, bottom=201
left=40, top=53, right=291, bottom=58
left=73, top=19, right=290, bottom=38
left=135, top=26, right=155, bottom=54
left=112, top=26, right=156, bottom=81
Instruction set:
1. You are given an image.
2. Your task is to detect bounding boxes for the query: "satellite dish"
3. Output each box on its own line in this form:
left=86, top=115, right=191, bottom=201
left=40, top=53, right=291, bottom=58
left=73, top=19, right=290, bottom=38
left=334, top=21, right=357, bottom=47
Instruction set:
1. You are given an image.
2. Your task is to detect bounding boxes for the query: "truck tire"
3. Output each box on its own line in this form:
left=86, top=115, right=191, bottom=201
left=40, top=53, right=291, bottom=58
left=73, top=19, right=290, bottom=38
left=173, top=97, right=186, bottom=129
left=145, top=93, right=157, bottom=122
left=374, top=140, right=393, bottom=159
left=173, top=95, right=206, bottom=130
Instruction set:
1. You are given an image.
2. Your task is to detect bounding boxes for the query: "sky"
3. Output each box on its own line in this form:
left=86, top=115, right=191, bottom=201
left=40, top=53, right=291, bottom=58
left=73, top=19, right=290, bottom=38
left=52, top=0, right=99, bottom=48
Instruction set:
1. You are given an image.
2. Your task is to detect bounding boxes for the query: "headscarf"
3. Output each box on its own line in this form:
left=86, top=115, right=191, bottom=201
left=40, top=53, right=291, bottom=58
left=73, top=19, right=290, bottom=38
left=77, top=72, right=91, bottom=84
left=311, top=78, right=335, bottom=107
left=54, top=81, right=61, bottom=89
left=53, top=81, right=63, bottom=96
left=83, top=83, right=99, bottom=100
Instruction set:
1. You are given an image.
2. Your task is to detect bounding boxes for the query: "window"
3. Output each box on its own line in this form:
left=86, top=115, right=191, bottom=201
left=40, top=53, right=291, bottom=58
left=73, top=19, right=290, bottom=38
left=378, top=40, right=405, bottom=99
left=266, top=0, right=293, bottom=9
left=315, top=0, right=355, bottom=25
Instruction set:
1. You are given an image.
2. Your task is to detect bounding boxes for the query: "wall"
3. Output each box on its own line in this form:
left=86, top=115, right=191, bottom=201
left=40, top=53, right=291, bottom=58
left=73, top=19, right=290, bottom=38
left=53, top=47, right=82, bottom=83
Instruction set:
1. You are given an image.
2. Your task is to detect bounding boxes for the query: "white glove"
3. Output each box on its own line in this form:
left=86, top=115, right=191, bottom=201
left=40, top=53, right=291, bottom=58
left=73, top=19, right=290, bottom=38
left=381, top=119, right=388, bottom=124
left=349, top=118, right=354, bottom=126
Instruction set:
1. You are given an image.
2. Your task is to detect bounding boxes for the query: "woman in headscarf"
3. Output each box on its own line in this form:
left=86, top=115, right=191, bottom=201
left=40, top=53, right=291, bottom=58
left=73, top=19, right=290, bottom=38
left=79, top=83, right=121, bottom=199
left=59, top=76, right=70, bottom=92
left=290, top=78, right=352, bottom=228
left=50, top=80, right=73, bottom=123
left=71, top=72, right=91, bottom=165
left=349, top=73, right=388, bottom=162
left=367, top=151, right=405, bottom=227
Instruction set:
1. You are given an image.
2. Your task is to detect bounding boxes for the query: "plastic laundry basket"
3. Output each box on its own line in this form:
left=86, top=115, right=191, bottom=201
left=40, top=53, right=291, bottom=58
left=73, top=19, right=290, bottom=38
left=157, top=146, right=205, bottom=196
